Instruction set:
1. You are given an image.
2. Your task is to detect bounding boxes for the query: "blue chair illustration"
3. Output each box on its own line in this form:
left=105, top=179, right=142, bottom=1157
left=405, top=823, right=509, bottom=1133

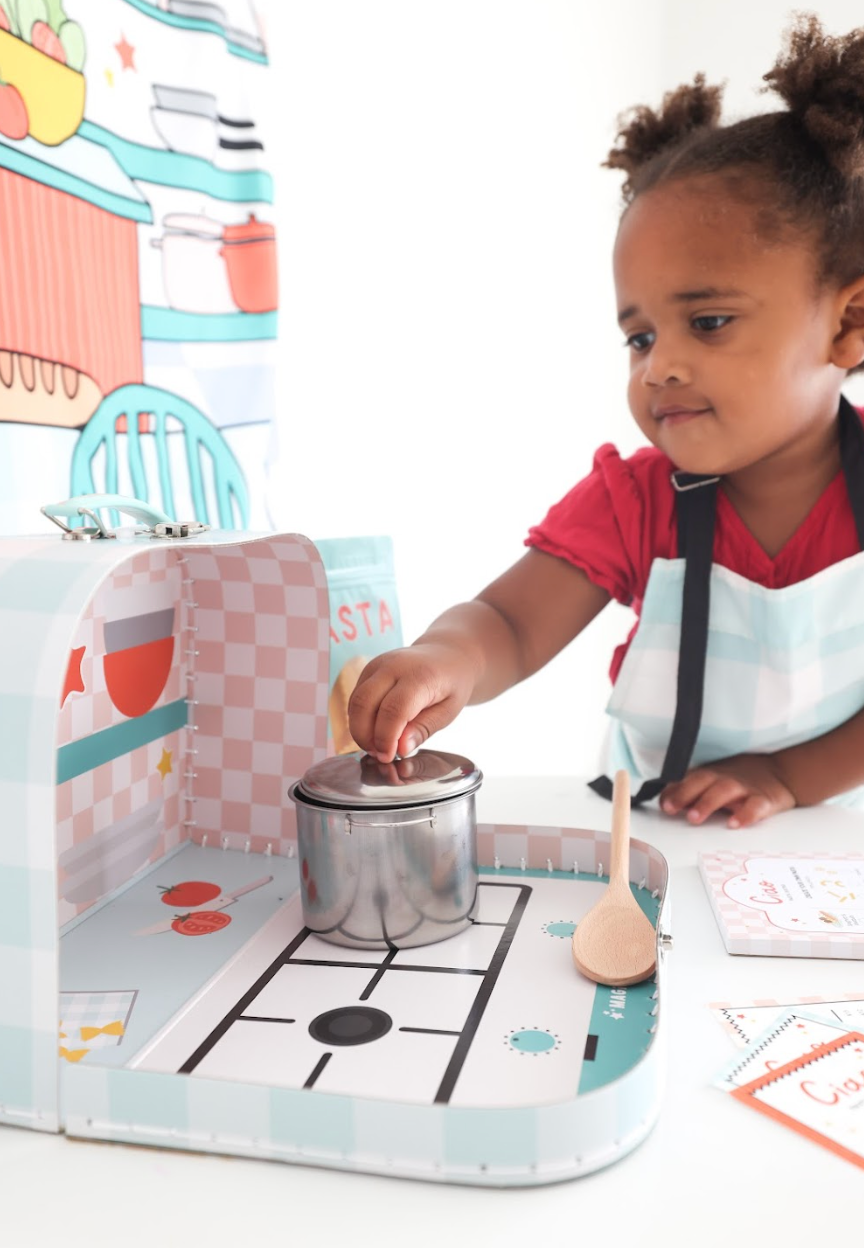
left=71, top=383, right=250, bottom=529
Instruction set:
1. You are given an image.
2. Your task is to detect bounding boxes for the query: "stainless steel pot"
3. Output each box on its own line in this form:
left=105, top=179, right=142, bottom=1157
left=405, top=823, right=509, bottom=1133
left=289, top=749, right=482, bottom=950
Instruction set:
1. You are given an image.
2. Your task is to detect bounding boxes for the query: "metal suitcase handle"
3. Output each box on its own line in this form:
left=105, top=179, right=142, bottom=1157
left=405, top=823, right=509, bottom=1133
left=41, top=494, right=210, bottom=541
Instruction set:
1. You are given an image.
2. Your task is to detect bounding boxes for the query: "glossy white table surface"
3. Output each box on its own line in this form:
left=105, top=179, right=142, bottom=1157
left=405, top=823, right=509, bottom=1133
left=4, top=776, right=863, bottom=1247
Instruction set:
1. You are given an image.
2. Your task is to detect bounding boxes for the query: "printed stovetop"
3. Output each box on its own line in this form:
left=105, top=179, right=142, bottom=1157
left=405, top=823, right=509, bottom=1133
left=59, top=842, right=661, bottom=1107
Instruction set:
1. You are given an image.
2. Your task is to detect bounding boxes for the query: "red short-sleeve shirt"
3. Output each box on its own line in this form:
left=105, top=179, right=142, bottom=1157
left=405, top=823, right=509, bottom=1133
left=526, top=434, right=862, bottom=683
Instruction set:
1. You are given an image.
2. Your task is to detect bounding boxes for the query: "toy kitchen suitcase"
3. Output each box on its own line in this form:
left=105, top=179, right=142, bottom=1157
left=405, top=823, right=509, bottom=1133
left=0, top=495, right=671, bottom=1186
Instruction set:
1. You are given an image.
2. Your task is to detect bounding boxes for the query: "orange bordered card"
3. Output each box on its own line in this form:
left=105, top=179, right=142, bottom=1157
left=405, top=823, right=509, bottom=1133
left=732, top=1030, right=864, bottom=1170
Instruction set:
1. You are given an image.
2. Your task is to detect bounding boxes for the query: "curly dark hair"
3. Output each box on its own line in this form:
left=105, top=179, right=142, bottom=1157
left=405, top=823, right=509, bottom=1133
left=605, top=13, right=864, bottom=302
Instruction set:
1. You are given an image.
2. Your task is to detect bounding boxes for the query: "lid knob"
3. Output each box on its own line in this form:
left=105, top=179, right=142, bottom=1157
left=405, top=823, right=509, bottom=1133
left=297, top=749, right=482, bottom=808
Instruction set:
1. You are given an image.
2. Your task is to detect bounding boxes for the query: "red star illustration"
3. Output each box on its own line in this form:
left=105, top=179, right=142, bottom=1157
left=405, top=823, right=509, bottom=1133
left=115, top=34, right=136, bottom=71
left=61, top=646, right=86, bottom=707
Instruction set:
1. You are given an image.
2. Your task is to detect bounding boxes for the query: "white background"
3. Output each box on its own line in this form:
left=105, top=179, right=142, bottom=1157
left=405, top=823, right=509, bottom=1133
left=264, top=1, right=864, bottom=780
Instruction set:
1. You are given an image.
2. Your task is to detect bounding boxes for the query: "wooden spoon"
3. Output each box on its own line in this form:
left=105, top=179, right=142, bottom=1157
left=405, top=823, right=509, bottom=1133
left=571, top=769, right=657, bottom=987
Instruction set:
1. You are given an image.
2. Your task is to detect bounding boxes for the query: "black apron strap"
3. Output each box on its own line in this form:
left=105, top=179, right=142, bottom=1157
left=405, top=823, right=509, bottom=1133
left=589, top=470, right=718, bottom=806
left=839, top=395, right=864, bottom=547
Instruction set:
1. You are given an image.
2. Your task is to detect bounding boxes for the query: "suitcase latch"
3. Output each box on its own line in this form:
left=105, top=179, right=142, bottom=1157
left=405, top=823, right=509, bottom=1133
left=152, top=521, right=210, bottom=539
left=42, top=495, right=211, bottom=542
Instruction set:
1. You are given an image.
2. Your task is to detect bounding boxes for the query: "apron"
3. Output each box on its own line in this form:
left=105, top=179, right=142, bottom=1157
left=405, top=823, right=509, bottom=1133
left=590, top=395, right=864, bottom=808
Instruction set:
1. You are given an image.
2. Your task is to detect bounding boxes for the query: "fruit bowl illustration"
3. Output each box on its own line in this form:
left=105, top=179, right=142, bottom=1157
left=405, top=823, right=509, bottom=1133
left=103, top=607, right=175, bottom=718
left=0, top=21, right=85, bottom=146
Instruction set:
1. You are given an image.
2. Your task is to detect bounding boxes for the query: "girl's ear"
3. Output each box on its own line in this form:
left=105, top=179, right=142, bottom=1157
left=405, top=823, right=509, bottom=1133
left=832, top=275, right=864, bottom=369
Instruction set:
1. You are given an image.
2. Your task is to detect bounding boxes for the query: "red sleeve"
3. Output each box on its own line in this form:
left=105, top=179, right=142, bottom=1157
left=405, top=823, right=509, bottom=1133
left=525, top=443, right=677, bottom=606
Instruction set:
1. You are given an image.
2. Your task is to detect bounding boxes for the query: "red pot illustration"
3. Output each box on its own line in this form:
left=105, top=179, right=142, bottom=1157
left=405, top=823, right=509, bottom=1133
left=220, top=214, right=277, bottom=313
left=103, top=607, right=175, bottom=718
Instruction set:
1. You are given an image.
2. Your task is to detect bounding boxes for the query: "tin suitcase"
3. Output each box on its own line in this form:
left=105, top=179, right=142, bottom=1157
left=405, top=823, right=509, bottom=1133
left=0, top=495, right=670, bottom=1186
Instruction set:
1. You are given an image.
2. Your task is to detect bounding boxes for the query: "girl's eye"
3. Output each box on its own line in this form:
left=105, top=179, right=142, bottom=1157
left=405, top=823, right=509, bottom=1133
left=624, top=330, right=655, bottom=352
left=692, top=314, right=733, bottom=333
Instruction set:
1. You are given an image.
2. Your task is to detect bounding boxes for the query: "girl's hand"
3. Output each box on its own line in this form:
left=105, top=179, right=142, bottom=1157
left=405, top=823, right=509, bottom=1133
left=347, top=642, right=478, bottom=763
left=659, top=753, right=797, bottom=828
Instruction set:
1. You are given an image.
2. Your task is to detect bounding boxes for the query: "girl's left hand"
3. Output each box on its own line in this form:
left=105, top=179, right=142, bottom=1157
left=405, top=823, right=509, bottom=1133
left=659, top=753, right=797, bottom=828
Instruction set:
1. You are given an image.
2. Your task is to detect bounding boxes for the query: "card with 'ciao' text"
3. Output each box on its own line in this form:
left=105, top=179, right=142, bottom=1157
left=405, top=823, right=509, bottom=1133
left=733, top=1031, right=864, bottom=1170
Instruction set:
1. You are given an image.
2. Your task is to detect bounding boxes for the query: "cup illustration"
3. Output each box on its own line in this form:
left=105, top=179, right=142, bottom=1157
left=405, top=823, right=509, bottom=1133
left=103, top=607, right=175, bottom=718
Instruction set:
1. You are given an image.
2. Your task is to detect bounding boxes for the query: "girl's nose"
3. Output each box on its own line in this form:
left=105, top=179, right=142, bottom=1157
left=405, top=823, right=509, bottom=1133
left=641, top=342, right=690, bottom=387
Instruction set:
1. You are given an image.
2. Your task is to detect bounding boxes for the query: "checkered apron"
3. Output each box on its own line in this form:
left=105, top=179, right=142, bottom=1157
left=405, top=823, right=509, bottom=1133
left=591, top=396, right=864, bottom=808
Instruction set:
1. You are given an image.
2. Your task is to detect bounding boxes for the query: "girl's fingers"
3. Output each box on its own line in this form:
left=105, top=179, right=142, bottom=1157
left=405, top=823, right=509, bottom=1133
left=663, top=774, right=746, bottom=824
left=350, top=663, right=460, bottom=762
left=396, top=696, right=461, bottom=759
left=347, top=666, right=399, bottom=756
left=725, top=793, right=775, bottom=829
left=370, top=672, right=449, bottom=760
left=660, top=770, right=717, bottom=814
left=680, top=776, right=747, bottom=824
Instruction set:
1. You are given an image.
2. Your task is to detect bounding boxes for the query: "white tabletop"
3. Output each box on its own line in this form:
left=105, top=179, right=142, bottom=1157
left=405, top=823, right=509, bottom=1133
left=5, top=777, right=864, bottom=1247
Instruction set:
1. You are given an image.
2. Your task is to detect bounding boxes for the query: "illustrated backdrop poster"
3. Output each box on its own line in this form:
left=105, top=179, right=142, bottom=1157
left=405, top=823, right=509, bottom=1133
left=0, top=0, right=276, bottom=532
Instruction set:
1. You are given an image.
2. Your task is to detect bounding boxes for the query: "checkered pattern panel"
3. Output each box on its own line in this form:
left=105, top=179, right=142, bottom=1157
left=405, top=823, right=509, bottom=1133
left=55, top=548, right=192, bottom=924
left=476, top=822, right=667, bottom=893
left=184, top=535, right=330, bottom=857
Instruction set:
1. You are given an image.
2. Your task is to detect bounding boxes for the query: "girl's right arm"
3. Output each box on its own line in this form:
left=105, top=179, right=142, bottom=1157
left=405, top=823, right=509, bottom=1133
left=347, top=548, right=611, bottom=762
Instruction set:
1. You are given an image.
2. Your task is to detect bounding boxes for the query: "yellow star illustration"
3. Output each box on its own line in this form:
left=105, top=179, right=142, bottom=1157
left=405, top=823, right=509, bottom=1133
left=105, top=67, right=114, bottom=87
left=156, top=748, right=173, bottom=780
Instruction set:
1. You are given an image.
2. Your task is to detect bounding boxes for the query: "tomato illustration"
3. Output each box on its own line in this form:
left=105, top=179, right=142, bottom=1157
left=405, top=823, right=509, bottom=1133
left=159, top=880, right=221, bottom=907
left=31, top=21, right=67, bottom=64
left=171, top=910, right=232, bottom=937
left=0, top=83, right=27, bottom=141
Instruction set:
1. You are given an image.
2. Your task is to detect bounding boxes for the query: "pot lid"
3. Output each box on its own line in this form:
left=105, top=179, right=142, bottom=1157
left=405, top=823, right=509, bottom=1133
left=161, top=212, right=224, bottom=238
left=222, top=212, right=275, bottom=243
left=297, top=749, right=482, bottom=808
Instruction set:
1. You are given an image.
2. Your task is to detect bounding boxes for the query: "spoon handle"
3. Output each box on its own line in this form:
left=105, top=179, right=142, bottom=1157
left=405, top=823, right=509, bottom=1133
left=609, top=769, right=631, bottom=888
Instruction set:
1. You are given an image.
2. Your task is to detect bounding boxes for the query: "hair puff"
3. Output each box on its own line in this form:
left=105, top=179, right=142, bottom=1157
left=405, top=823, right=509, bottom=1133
left=604, top=74, right=724, bottom=198
left=764, top=13, right=864, bottom=178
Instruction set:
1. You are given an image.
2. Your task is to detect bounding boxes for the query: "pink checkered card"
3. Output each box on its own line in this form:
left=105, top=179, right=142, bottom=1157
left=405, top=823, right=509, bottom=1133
left=699, top=852, right=864, bottom=958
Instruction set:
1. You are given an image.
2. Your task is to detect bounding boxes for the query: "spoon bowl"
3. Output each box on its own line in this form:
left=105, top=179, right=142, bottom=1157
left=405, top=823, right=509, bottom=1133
left=571, top=770, right=657, bottom=987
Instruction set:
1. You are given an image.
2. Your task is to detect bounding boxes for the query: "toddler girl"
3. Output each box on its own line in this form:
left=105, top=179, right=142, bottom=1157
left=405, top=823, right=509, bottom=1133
left=349, top=14, right=864, bottom=828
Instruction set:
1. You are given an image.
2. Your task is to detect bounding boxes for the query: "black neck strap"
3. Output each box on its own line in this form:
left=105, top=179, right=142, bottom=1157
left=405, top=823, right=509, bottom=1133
left=590, top=396, right=864, bottom=806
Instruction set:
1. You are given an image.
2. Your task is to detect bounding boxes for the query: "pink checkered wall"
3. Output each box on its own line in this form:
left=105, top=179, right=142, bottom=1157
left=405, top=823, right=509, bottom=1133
left=55, top=535, right=330, bottom=926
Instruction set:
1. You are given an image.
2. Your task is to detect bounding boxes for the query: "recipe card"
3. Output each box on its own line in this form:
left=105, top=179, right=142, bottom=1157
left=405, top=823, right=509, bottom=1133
left=733, top=1031, right=864, bottom=1170
left=714, top=1011, right=847, bottom=1091
left=710, top=995, right=864, bottom=1048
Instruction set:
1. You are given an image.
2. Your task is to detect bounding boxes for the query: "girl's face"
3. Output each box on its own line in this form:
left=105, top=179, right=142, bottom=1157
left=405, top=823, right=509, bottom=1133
left=613, top=176, right=846, bottom=476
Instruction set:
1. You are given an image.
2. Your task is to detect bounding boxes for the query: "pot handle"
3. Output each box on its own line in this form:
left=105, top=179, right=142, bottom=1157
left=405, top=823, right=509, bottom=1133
left=345, top=808, right=437, bottom=833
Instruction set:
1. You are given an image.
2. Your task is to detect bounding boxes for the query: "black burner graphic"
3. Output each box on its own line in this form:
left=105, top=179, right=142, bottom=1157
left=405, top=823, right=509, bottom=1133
left=308, top=1006, right=393, bottom=1047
